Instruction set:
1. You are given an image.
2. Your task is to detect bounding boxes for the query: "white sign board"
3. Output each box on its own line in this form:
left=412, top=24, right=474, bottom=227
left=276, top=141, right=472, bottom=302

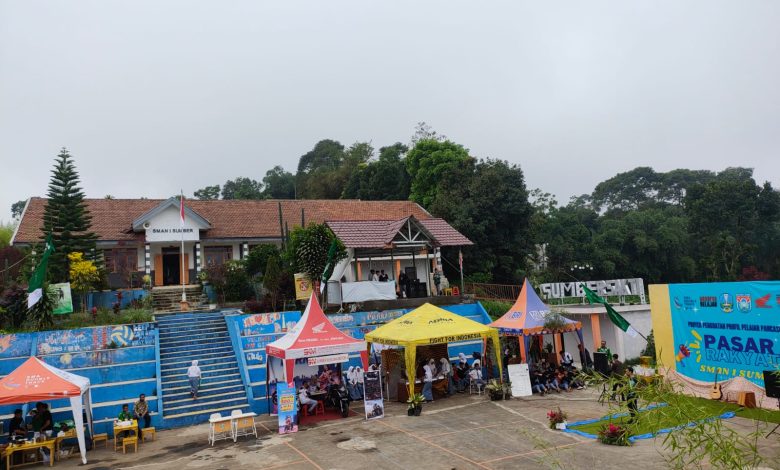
left=306, top=354, right=349, bottom=366
left=144, top=206, right=202, bottom=242
left=508, top=364, right=533, bottom=397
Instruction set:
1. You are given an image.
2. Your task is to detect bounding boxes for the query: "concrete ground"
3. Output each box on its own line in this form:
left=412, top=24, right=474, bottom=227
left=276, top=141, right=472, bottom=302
left=58, top=390, right=779, bottom=470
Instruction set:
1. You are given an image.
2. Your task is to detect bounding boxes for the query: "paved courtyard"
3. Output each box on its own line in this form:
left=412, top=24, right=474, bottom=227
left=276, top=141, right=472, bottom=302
left=59, top=390, right=779, bottom=470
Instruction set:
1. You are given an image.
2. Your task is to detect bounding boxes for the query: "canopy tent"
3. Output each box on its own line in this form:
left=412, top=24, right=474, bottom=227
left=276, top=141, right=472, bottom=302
left=0, top=357, right=93, bottom=464
left=365, top=303, right=503, bottom=396
left=489, top=278, right=584, bottom=363
left=266, top=294, right=368, bottom=385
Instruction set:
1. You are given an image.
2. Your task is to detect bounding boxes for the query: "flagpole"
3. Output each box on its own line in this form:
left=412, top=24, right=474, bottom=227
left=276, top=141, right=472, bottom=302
left=458, top=249, right=464, bottom=293
left=180, top=190, right=186, bottom=304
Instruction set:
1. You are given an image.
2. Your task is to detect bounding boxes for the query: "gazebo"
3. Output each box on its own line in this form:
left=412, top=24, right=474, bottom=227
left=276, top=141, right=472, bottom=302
left=265, top=294, right=368, bottom=386
left=490, top=279, right=583, bottom=363
left=0, top=357, right=94, bottom=465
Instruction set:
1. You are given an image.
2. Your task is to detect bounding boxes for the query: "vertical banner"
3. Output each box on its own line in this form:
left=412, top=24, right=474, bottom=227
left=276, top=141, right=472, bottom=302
left=51, top=283, right=74, bottom=314
left=277, top=383, right=299, bottom=434
left=665, top=281, right=779, bottom=386
left=363, top=369, right=385, bottom=420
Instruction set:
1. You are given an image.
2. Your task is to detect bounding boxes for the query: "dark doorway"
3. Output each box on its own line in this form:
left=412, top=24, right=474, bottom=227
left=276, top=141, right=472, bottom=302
left=162, top=248, right=181, bottom=286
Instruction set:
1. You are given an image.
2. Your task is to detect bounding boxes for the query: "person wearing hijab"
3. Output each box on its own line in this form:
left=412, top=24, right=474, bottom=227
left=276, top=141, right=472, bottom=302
left=187, top=360, right=202, bottom=399
left=422, top=359, right=435, bottom=402
left=354, top=366, right=365, bottom=399
left=346, top=366, right=359, bottom=400
left=455, top=354, right=470, bottom=392
left=439, top=357, right=454, bottom=396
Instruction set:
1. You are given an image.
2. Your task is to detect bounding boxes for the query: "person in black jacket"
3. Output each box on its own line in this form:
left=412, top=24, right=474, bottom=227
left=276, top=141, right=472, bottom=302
left=578, top=343, right=593, bottom=371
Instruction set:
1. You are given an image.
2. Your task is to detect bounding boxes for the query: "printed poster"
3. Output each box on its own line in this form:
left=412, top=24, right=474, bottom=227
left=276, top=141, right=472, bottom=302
left=507, top=364, right=532, bottom=397
left=277, top=383, right=299, bottom=434
left=667, top=281, right=780, bottom=386
left=294, top=273, right=313, bottom=301
left=363, top=369, right=385, bottom=420
left=51, top=283, right=73, bottom=315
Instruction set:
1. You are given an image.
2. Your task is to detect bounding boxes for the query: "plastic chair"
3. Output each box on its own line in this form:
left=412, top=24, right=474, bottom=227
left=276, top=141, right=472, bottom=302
left=469, top=378, right=484, bottom=395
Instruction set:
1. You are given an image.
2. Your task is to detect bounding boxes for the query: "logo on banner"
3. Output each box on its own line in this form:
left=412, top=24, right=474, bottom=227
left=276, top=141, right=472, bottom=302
left=673, top=297, right=682, bottom=309
left=683, top=296, right=696, bottom=311
left=719, top=293, right=733, bottom=313
left=755, top=294, right=771, bottom=308
left=736, top=295, right=751, bottom=313
left=311, top=322, right=326, bottom=334
left=699, top=296, right=717, bottom=308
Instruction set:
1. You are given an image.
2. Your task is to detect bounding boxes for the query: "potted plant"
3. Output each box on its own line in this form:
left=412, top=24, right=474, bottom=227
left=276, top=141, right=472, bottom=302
left=197, top=271, right=209, bottom=286
left=547, top=407, right=568, bottom=430
left=598, top=423, right=630, bottom=446
left=406, top=393, right=424, bottom=416
left=142, top=274, right=152, bottom=290
left=485, top=379, right=504, bottom=401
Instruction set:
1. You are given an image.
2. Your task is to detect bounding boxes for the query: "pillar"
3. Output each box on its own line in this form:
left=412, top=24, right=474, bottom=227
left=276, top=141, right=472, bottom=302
left=195, top=242, right=202, bottom=273
left=242, top=242, right=249, bottom=259
left=518, top=336, right=526, bottom=362
left=591, top=313, right=601, bottom=350
left=144, top=243, right=151, bottom=275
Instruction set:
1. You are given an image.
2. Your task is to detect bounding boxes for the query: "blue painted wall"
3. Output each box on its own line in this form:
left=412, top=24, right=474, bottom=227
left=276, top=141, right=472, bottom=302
left=0, top=323, right=158, bottom=438
left=226, top=302, right=492, bottom=415
left=73, top=288, right=148, bottom=311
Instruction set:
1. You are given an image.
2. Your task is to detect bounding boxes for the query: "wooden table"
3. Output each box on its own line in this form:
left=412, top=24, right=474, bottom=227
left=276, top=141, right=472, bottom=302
left=4, top=439, right=56, bottom=468
left=113, top=420, right=138, bottom=451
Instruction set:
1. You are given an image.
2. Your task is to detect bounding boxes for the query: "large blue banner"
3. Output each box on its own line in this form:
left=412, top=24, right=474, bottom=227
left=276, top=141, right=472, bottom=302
left=668, top=281, right=780, bottom=386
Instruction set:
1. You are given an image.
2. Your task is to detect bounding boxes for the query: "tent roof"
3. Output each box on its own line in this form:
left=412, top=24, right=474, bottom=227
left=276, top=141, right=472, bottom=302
left=364, top=303, right=495, bottom=346
left=489, top=278, right=581, bottom=336
left=266, top=294, right=366, bottom=360
left=0, top=357, right=90, bottom=405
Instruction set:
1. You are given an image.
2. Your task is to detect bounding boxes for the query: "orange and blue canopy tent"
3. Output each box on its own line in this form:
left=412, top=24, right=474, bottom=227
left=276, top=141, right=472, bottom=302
left=489, top=278, right=583, bottom=362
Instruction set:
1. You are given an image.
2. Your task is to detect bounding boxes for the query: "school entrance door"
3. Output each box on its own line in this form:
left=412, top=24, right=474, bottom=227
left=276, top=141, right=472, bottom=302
left=154, top=248, right=190, bottom=286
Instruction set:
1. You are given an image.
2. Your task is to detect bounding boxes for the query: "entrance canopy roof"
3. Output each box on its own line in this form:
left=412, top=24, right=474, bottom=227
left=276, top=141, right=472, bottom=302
left=327, top=216, right=472, bottom=250
left=489, top=278, right=582, bottom=336
left=0, top=357, right=89, bottom=404
left=266, top=294, right=366, bottom=360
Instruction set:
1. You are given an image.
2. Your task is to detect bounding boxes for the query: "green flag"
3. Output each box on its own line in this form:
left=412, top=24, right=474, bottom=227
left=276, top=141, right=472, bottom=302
left=28, top=233, right=54, bottom=308
left=581, top=284, right=638, bottom=338
left=320, top=239, right=339, bottom=293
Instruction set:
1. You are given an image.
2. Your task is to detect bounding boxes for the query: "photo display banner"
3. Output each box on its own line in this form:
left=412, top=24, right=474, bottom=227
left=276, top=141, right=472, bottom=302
left=667, top=281, right=780, bottom=386
left=277, top=383, right=299, bottom=434
left=51, top=283, right=73, bottom=315
left=363, top=369, right=385, bottom=420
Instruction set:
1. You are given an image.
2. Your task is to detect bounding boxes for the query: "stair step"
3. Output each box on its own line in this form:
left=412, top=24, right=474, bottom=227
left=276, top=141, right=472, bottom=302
left=163, top=389, right=246, bottom=406
left=162, top=368, right=240, bottom=385
left=159, top=324, right=226, bottom=335
left=158, top=334, right=229, bottom=347
left=161, top=360, right=238, bottom=376
left=160, top=345, right=234, bottom=359
left=163, top=382, right=244, bottom=399
left=159, top=341, right=232, bottom=354
left=163, top=404, right=250, bottom=421
left=161, top=354, right=237, bottom=370
left=163, top=397, right=249, bottom=414
left=163, top=378, right=243, bottom=394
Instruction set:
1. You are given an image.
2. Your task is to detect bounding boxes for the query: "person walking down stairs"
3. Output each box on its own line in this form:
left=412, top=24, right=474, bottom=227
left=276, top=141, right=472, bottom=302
left=187, top=360, right=202, bottom=399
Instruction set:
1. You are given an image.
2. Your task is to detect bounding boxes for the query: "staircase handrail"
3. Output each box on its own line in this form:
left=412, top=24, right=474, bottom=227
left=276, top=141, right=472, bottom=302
left=153, top=326, right=164, bottom=418
left=225, top=315, right=254, bottom=403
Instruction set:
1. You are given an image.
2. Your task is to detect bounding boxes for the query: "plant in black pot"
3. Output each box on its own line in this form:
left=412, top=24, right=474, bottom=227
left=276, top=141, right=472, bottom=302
left=406, top=393, right=424, bottom=416
left=485, top=379, right=504, bottom=401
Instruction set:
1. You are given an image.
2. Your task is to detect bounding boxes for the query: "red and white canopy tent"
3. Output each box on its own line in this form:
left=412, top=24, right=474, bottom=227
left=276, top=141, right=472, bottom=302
left=266, top=294, right=368, bottom=385
left=0, top=357, right=94, bottom=464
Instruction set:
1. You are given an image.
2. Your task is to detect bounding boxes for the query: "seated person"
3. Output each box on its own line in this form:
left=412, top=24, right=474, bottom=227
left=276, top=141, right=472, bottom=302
left=559, top=350, right=574, bottom=368
left=531, top=370, right=547, bottom=395
left=298, top=381, right=319, bottom=414
left=543, top=370, right=561, bottom=393
left=8, top=409, right=27, bottom=440
left=118, top=404, right=133, bottom=422
left=31, top=402, right=53, bottom=435
left=555, top=367, right=571, bottom=392
left=468, top=362, right=484, bottom=389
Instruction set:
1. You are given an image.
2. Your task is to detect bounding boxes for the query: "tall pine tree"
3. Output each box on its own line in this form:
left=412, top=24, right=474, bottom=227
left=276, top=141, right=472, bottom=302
left=42, top=148, right=97, bottom=282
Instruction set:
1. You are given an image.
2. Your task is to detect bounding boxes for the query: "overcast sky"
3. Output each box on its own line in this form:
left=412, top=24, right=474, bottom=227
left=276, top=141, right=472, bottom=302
left=2, top=1, right=780, bottom=222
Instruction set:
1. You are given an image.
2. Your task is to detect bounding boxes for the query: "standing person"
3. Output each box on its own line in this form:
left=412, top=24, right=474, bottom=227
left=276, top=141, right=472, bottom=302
left=354, top=366, right=365, bottom=399
left=439, top=357, right=454, bottom=396
left=31, top=402, right=52, bottom=435
left=433, top=270, right=442, bottom=295
left=597, top=341, right=612, bottom=364
left=187, top=360, right=202, bottom=399
left=610, top=354, right=625, bottom=400
left=346, top=366, right=358, bottom=400
left=380, top=270, right=388, bottom=282
left=133, top=394, right=151, bottom=439
left=559, top=350, right=574, bottom=368
left=625, top=367, right=639, bottom=420
left=422, top=359, right=434, bottom=402
left=369, top=269, right=375, bottom=281
left=398, top=272, right=408, bottom=297
left=578, top=343, right=593, bottom=370
left=372, top=270, right=380, bottom=281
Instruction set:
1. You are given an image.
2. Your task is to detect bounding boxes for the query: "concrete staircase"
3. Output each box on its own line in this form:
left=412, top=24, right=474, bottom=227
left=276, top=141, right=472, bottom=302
left=152, top=286, right=204, bottom=313
left=157, top=311, right=250, bottom=428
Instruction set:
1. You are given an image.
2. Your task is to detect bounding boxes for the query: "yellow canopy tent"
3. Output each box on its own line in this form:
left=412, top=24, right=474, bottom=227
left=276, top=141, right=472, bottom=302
left=365, top=303, right=503, bottom=396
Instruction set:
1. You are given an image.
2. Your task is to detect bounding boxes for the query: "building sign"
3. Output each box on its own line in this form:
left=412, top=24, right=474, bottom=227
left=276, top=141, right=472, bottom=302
left=307, top=354, right=349, bottom=366
left=540, top=278, right=646, bottom=304
left=51, top=283, right=73, bottom=315
left=294, top=273, right=313, bottom=300
left=654, top=281, right=779, bottom=387
left=143, top=206, right=202, bottom=242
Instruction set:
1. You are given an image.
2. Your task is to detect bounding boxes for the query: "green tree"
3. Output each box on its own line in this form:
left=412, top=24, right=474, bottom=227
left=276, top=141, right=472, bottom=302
left=221, top=177, right=264, bottom=200
left=42, top=148, right=98, bottom=283
left=263, top=255, right=282, bottom=311
left=29, top=284, right=56, bottom=330
left=406, top=139, right=472, bottom=208
left=430, top=159, right=533, bottom=283
left=262, top=166, right=296, bottom=199
left=244, top=244, right=280, bottom=278
left=194, top=185, right=221, bottom=200
left=342, top=143, right=410, bottom=200
left=285, top=223, right=346, bottom=284
left=0, top=284, right=28, bottom=329
left=296, top=139, right=346, bottom=199
left=0, top=221, right=14, bottom=248
left=11, top=200, right=26, bottom=219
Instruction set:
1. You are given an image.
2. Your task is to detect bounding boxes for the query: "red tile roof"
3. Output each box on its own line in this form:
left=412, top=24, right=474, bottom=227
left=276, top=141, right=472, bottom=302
left=327, top=217, right=472, bottom=248
left=12, top=198, right=435, bottom=244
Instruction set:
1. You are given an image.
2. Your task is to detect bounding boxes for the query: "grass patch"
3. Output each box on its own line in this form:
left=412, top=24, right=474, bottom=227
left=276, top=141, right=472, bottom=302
left=480, top=300, right=512, bottom=320
left=569, top=394, right=780, bottom=437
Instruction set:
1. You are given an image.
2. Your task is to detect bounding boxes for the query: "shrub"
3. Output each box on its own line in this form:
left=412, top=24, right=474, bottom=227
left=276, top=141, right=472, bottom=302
left=547, top=407, right=567, bottom=429
left=245, top=244, right=281, bottom=278
left=244, top=299, right=266, bottom=313
left=29, top=284, right=56, bottom=331
left=598, top=423, right=630, bottom=446
left=480, top=300, right=511, bottom=320
left=0, top=284, right=29, bottom=329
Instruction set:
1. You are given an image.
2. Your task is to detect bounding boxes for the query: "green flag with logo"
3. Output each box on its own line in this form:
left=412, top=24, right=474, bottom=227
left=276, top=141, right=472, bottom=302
left=28, top=233, right=54, bottom=308
left=581, top=284, right=638, bottom=338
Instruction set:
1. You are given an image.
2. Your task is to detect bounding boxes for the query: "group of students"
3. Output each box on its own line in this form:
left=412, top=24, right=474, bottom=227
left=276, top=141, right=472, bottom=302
left=368, top=270, right=390, bottom=282
left=116, top=393, right=152, bottom=440
left=419, top=353, right=484, bottom=402
left=529, top=357, right=586, bottom=395
left=7, top=402, right=53, bottom=440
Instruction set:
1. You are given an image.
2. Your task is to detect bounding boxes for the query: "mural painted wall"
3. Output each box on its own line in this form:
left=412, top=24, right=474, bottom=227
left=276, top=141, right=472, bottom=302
left=650, top=281, right=780, bottom=387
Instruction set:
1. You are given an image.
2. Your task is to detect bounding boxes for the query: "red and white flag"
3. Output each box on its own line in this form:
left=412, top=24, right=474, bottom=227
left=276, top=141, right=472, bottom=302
left=180, top=191, right=185, bottom=225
